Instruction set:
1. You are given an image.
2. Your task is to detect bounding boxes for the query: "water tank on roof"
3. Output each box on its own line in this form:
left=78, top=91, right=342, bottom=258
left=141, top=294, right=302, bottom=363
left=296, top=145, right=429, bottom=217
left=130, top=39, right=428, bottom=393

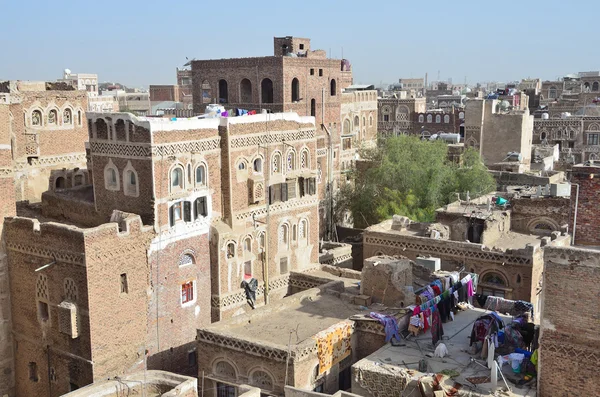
left=541, top=113, right=549, bottom=120
left=506, top=152, right=523, bottom=162
left=561, top=112, right=571, bottom=119
left=500, top=100, right=511, bottom=110
left=439, top=133, right=461, bottom=144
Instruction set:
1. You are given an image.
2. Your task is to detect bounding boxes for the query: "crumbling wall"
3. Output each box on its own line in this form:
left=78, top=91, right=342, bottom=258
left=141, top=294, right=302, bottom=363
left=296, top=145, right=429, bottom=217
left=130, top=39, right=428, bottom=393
left=360, top=256, right=414, bottom=306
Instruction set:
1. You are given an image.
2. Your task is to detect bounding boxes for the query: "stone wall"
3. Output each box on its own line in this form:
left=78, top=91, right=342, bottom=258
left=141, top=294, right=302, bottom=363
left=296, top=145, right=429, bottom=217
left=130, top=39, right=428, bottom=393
left=570, top=166, right=600, bottom=246
left=510, top=197, right=570, bottom=235
left=490, top=170, right=564, bottom=191
left=0, top=102, right=16, bottom=396
left=363, top=227, right=537, bottom=301
left=538, top=247, right=600, bottom=397
left=360, top=256, right=414, bottom=307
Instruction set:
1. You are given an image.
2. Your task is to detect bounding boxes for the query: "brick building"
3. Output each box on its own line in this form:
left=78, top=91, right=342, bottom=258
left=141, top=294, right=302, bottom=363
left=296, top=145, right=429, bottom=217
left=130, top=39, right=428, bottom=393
left=377, top=94, right=464, bottom=139
left=532, top=113, right=600, bottom=164
left=150, top=68, right=194, bottom=113
left=362, top=194, right=571, bottom=311
left=2, top=111, right=324, bottom=396
left=569, top=163, right=600, bottom=246
left=190, top=36, right=377, bottom=238
left=0, top=80, right=88, bottom=202
left=538, top=246, right=600, bottom=396
left=464, top=99, right=534, bottom=170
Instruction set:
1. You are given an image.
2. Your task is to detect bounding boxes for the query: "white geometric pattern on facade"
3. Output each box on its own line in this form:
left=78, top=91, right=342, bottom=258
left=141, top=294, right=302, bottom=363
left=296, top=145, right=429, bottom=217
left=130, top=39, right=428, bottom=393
left=230, top=130, right=315, bottom=149
left=234, top=197, right=319, bottom=222
left=90, top=142, right=151, bottom=158
left=153, top=138, right=221, bottom=156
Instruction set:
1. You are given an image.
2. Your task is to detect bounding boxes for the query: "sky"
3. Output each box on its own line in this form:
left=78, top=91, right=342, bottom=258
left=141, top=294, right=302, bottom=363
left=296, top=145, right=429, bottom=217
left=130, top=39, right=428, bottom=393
left=1, top=0, right=598, bottom=88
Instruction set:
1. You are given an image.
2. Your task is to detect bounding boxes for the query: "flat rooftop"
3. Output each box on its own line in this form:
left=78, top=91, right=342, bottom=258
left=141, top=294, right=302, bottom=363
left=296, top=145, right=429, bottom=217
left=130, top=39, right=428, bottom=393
left=203, top=291, right=363, bottom=346
left=354, top=307, right=536, bottom=396
left=366, top=219, right=544, bottom=250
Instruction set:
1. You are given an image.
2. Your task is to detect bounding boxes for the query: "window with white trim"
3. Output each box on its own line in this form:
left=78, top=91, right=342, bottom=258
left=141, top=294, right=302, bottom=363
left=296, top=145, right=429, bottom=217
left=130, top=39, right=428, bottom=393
left=181, top=281, right=195, bottom=305
left=104, top=160, right=119, bottom=191
left=196, top=164, right=207, bottom=186
left=171, top=166, right=184, bottom=190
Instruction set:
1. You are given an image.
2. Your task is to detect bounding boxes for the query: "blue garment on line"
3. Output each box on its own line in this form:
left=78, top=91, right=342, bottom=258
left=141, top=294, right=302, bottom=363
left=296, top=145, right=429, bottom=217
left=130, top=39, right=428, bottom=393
left=369, top=312, right=401, bottom=343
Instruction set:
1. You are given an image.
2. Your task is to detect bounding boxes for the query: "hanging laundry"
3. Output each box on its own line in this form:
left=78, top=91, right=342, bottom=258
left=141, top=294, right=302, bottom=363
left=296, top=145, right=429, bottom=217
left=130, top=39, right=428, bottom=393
left=241, top=278, right=258, bottom=309
left=431, top=308, right=444, bottom=345
left=370, top=312, right=401, bottom=343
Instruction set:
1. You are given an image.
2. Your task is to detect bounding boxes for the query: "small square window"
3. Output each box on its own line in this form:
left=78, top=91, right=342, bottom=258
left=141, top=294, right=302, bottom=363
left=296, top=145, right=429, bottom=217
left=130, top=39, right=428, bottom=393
left=299, top=44, right=304, bottom=50
left=188, top=350, right=197, bottom=366
left=182, top=281, right=194, bottom=304
left=29, top=362, right=39, bottom=382
left=319, top=69, right=323, bottom=77
left=38, top=301, right=49, bottom=322
left=310, top=69, right=315, bottom=76
left=120, top=273, right=128, bottom=294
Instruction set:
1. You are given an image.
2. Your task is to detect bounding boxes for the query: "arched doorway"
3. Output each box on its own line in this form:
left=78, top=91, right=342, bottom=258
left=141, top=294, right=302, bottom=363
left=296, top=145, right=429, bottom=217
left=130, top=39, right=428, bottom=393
left=467, top=218, right=484, bottom=244
left=55, top=177, right=66, bottom=189
left=218, top=80, right=228, bottom=103
left=240, top=78, right=252, bottom=103
left=261, top=78, right=273, bottom=104
left=291, top=78, right=300, bottom=102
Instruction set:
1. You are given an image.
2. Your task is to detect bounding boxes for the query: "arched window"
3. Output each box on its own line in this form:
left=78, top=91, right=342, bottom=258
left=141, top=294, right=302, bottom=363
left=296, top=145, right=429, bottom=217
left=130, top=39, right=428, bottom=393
left=77, top=110, right=82, bottom=125
left=238, top=159, right=247, bottom=171
left=459, top=111, right=465, bottom=119
left=180, top=253, right=195, bottom=266
left=218, top=79, right=228, bottom=103
left=258, top=232, right=266, bottom=253
left=435, top=115, right=441, bottom=123
left=291, top=78, right=300, bottom=102
left=253, top=157, right=262, bottom=173
left=362, top=116, right=366, bottom=128
left=482, top=272, right=507, bottom=286
left=310, top=98, right=316, bottom=117
left=243, top=236, right=252, bottom=253
left=48, top=109, right=57, bottom=125
left=540, top=131, right=547, bottom=141
left=32, top=110, right=42, bottom=126
left=214, top=360, right=236, bottom=380
left=287, top=150, right=295, bottom=172
left=272, top=151, right=281, bottom=173
left=330, top=79, right=337, bottom=96
left=444, top=115, right=450, bottom=123
left=63, top=108, right=72, bottom=125
left=279, top=224, right=289, bottom=250
left=369, top=115, right=373, bottom=126
left=196, top=164, right=207, bottom=186
left=299, top=218, right=308, bottom=241
left=593, top=82, right=600, bottom=92
left=124, top=164, right=138, bottom=197
left=249, top=370, right=274, bottom=391
left=427, top=114, right=432, bottom=123
left=104, top=160, right=119, bottom=191
left=343, top=119, right=351, bottom=134
left=226, top=242, right=236, bottom=259
left=584, top=82, right=591, bottom=92
left=261, top=78, right=273, bottom=104
left=171, top=166, right=184, bottom=190
left=301, top=149, right=309, bottom=169
left=418, top=114, right=424, bottom=123
left=55, top=176, right=66, bottom=189
left=549, top=86, right=557, bottom=99
left=240, top=78, right=252, bottom=103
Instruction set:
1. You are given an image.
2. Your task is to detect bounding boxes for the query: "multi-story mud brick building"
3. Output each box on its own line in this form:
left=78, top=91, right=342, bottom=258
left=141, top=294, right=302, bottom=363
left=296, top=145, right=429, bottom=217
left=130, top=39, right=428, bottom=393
left=190, top=36, right=378, bottom=238
left=2, top=111, right=326, bottom=396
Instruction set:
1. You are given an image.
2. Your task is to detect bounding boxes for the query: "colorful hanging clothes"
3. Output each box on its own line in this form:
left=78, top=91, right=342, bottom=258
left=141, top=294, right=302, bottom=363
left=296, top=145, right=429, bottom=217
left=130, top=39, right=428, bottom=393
left=370, top=312, right=401, bottom=343
left=431, top=308, right=444, bottom=345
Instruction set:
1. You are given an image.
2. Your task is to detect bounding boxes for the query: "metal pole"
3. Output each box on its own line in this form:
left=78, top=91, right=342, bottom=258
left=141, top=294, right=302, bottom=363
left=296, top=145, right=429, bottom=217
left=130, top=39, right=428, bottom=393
left=572, top=183, right=579, bottom=245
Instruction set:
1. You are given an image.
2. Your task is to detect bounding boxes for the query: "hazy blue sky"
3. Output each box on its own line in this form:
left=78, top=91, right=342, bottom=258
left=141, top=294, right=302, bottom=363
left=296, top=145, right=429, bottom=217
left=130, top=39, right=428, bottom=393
left=1, top=0, right=598, bottom=88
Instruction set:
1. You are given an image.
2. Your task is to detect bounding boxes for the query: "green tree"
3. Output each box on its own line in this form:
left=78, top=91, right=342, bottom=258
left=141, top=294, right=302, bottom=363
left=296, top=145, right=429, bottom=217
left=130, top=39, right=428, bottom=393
left=335, top=136, right=495, bottom=228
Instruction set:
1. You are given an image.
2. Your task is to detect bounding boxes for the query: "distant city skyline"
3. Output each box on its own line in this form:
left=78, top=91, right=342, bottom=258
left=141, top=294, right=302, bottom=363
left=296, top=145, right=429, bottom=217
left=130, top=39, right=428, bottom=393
left=1, top=0, right=597, bottom=88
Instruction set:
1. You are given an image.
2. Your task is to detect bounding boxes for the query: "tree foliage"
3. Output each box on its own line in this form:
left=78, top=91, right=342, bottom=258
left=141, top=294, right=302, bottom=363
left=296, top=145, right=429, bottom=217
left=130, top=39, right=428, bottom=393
left=335, top=136, right=496, bottom=228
